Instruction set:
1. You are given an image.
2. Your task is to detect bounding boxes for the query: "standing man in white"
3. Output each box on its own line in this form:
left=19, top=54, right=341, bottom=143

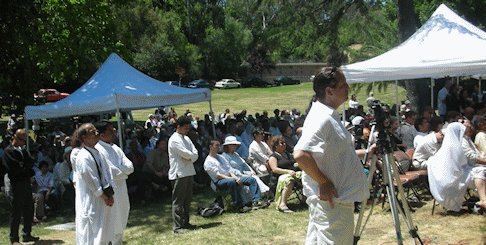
left=168, top=116, right=199, bottom=234
left=95, top=120, right=134, bottom=244
left=294, top=67, right=375, bottom=244
left=75, top=123, right=115, bottom=245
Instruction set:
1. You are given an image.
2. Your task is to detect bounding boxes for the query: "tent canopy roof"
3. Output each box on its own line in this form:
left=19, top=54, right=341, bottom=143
left=25, top=53, right=211, bottom=120
left=342, top=4, right=486, bottom=84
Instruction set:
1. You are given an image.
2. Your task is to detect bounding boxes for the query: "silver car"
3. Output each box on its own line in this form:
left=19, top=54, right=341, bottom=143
left=215, top=79, right=241, bottom=89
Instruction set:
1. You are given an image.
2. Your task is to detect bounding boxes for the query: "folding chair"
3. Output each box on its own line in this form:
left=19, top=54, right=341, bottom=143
left=209, top=181, right=252, bottom=210
left=288, top=178, right=306, bottom=206
left=393, top=151, right=426, bottom=202
left=210, top=181, right=233, bottom=210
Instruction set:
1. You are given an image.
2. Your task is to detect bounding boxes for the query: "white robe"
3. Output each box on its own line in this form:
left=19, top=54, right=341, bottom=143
left=75, top=146, right=114, bottom=245
left=427, top=122, right=469, bottom=212
left=96, top=141, right=134, bottom=244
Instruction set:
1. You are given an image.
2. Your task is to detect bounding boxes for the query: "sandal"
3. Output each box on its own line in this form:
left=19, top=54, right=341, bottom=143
left=278, top=207, right=294, bottom=213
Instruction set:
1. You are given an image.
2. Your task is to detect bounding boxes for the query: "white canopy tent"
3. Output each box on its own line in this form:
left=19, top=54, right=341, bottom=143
left=342, top=4, right=486, bottom=84
left=24, top=53, right=213, bottom=147
left=341, top=4, right=486, bottom=114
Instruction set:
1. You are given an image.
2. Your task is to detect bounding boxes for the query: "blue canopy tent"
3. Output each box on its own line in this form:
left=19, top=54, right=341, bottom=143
left=25, top=53, right=213, bottom=147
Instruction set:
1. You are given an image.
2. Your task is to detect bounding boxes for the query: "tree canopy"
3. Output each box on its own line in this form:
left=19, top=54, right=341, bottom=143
left=1, top=0, right=485, bottom=113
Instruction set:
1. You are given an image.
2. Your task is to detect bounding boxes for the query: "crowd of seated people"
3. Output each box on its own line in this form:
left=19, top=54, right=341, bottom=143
left=343, top=80, right=486, bottom=213
left=7, top=81, right=486, bottom=223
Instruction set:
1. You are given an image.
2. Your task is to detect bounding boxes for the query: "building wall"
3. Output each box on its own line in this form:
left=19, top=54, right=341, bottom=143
left=247, top=63, right=327, bottom=83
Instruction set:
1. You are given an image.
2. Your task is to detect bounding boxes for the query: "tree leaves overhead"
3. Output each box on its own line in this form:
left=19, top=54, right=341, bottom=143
left=31, top=0, right=130, bottom=85
left=3, top=0, right=486, bottom=113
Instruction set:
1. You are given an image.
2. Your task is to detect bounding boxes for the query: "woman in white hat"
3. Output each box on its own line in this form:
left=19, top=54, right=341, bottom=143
left=222, top=136, right=272, bottom=201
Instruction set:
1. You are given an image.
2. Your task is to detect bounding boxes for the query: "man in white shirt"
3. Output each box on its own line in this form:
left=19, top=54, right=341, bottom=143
left=438, top=79, right=452, bottom=117
left=294, top=67, right=375, bottom=244
left=413, top=116, right=429, bottom=149
left=95, top=120, right=134, bottom=245
left=168, top=116, right=199, bottom=234
left=412, top=116, right=444, bottom=170
left=75, top=123, right=115, bottom=245
left=204, top=140, right=267, bottom=213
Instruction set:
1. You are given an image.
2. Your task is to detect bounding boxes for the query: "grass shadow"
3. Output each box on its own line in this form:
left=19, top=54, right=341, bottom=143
left=32, top=239, right=65, bottom=244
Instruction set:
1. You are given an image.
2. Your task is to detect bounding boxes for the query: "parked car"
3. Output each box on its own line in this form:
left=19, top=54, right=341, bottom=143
left=215, top=79, right=241, bottom=89
left=273, top=76, right=301, bottom=86
left=242, top=77, right=274, bottom=88
left=187, top=80, right=214, bottom=89
left=34, top=89, right=70, bottom=103
left=164, top=81, right=181, bottom=86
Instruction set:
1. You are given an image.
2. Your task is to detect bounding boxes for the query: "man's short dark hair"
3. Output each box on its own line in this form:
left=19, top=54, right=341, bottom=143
left=414, top=116, right=427, bottom=131
left=94, top=120, right=112, bottom=134
left=175, top=115, right=192, bottom=127
left=429, top=116, right=444, bottom=132
left=209, top=139, right=220, bottom=147
left=445, top=111, right=461, bottom=122
left=404, top=110, right=417, bottom=119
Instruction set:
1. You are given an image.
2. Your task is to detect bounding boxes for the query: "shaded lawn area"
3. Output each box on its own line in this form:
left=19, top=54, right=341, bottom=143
left=0, top=187, right=485, bottom=244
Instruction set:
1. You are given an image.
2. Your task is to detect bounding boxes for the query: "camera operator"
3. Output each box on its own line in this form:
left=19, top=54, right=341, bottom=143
left=294, top=67, right=377, bottom=244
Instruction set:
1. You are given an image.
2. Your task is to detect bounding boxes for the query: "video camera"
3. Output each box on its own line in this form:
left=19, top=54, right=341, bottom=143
left=371, top=100, right=394, bottom=152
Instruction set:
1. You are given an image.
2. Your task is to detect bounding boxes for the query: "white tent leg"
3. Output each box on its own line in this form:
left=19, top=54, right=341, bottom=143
left=431, top=78, right=435, bottom=109
left=209, top=100, right=217, bottom=139
left=395, top=80, right=399, bottom=118
left=116, top=109, right=123, bottom=149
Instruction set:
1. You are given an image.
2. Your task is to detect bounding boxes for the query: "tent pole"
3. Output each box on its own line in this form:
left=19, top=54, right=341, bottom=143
left=395, top=80, right=399, bottom=119
left=431, top=78, right=435, bottom=109
left=24, top=113, right=29, bottom=151
left=116, top=109, right=123, bottom=149
left=208, top=100, right=217, bottom=139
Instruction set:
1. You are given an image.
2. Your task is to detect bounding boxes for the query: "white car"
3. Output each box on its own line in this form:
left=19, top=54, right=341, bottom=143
left=215, top=79, right=241, bottom=89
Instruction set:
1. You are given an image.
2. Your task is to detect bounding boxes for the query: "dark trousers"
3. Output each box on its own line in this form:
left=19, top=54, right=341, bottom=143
left=215, top=176, right=261, bottom=208
left=10, top=180, right=34, bottom=243
left=171, top=175, right=193, bottom=231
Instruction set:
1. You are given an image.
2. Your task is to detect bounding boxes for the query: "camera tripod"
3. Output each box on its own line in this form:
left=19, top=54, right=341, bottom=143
left=353, top=125, right=423, bottom=245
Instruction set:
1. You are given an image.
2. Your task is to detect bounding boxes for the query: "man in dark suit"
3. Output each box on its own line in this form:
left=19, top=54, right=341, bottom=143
left=2, top=129, right=39, bottom=244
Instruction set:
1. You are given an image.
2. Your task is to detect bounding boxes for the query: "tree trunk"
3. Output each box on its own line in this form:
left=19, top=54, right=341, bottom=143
left=397, top=0, right=429, bottom=114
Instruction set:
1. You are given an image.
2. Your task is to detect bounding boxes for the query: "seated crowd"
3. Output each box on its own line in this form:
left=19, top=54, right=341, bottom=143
left=4, top=79, right=486, bottom=223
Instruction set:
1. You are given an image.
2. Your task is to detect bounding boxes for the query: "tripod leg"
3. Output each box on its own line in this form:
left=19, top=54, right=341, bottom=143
left=382, top=153, right=404, bottom=244
left=354, top=155, right=378, bottom=245
left=387, top=153, right=424, bottom=245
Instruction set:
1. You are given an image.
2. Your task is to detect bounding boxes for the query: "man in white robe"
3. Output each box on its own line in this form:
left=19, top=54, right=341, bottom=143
left=95, top=120, right=134, bottom=244
left=75, top=123, right=115, bottom=245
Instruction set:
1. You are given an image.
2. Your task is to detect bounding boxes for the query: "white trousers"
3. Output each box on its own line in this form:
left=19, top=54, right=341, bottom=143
left=305, top=196, right=354, bottom=245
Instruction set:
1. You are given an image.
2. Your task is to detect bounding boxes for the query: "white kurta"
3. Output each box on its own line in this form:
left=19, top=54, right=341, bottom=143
left=96, top=141, right=134, bottom=244
left=75, top=146, right=114, bottom=245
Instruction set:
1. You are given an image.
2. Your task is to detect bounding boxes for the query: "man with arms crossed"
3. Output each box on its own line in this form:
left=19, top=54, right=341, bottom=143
left=168, top=116, right=199, bottom=234
left=95, top=120, right=134, bottom=244
left=294, top=67, right=375, bottom=244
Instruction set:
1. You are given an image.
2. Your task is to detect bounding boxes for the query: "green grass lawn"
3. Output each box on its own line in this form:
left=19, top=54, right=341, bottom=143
left=132, top=82, right=407, bottom=122
left=0, top=188, right=484, bottom=244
